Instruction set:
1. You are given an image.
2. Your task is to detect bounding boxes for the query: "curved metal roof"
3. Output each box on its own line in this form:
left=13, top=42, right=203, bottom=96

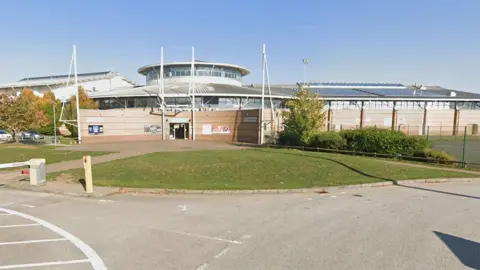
left=138, top=61, right=250, bottom=76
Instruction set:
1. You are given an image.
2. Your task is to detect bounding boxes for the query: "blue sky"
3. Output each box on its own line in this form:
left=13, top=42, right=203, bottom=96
left=0, top=0, right=479, bottom=92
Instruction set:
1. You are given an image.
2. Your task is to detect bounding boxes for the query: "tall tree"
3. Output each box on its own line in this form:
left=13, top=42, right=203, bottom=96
left=0, top=93, right=48, bottom=142
left=38, top=91, right=61, bottom=135
left=281, top=87, right=326, bottom=144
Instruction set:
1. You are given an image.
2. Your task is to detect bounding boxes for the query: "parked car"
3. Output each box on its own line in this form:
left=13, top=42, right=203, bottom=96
left=20, top=130, right=45, bottom=140
left=0, top=130, right=13, bottom=141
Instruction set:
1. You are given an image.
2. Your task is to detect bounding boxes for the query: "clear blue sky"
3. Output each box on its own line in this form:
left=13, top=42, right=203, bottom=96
left=0, top=0, right=479, bottom=92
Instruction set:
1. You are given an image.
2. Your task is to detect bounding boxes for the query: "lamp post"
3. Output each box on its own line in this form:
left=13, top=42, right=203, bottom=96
left=302, top=58, right=309, bottom=86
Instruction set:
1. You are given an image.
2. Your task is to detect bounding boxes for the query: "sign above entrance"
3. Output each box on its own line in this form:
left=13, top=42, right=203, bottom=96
left=168, top=118, right=189, bottom=123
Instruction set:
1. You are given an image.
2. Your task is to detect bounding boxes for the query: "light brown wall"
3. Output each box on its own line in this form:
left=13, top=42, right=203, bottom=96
left=79, top=108, right=259, bottom=144
left=363, top=109, right=392, bottom=128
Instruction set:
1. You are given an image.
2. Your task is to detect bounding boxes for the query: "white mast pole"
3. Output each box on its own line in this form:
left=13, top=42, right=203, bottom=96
left=260, top=44, right=266, bottom=144
left=160, top=47, right=165, bottom=140
left=191, top=46, right=196, bottom=140
left=265, top=52, right=275, bottom=136
left=74, top=45, right=81, bottom=144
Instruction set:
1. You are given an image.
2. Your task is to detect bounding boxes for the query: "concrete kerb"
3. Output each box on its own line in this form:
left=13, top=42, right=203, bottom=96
left=1, top=178, right=479, bottom=198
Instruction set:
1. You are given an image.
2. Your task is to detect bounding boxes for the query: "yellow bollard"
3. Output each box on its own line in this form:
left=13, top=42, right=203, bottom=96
left=83, top=156, right=93, bottom=194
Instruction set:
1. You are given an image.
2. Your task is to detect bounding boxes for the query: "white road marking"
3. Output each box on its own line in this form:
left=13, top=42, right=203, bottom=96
left=340, top=192, right=346, bottom=194
left=0, top=224, right=41, bottom=228
left=196, top=263, right=210, bottom=270
left=21, top=204, right=35, bottom=208
left=0, top=259, right=89, bottom=269
left=241, top=234, right=252, bottom=239
left=98, top=199, right=115, bottom=204
left=0, top=213, right=12, bottom=216
left=177, top=205, right=188, bottom=211
left=330, top=196, right=337, bottom=198
left=214, top=247, right=230, bottom=259
left=0, top=207, right=106, bottom=270
left=163, top=229, right=242, bottom=244
left=0, top=238, right=67, bottom=246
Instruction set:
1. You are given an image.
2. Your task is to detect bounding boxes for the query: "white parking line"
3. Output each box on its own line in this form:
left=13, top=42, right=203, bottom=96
left=0, top=259, right=89, bottom=269
left=196, top=263, right=210, bottom=270
left=0, top=238, right=67, bottom=246
left=0, top=207, right=106, bottom=270
left=214, top=247, right=230, bottom=259
left=163, top=229, right=243, bottom=244
left=0, top=224, right=40, bottom=228
left=20, top=204, right=35, bottom=208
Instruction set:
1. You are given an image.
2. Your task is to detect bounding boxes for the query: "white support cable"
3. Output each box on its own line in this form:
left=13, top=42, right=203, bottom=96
left=264, top=51, right=276, bottom=137
left=59, top=48, right=75, bottom=123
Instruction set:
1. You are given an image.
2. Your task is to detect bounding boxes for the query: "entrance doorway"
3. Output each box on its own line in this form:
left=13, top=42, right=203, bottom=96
left=169, top=123, right=189, bottom=140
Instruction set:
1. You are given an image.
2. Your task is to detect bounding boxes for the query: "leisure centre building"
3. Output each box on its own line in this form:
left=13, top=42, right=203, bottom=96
left=1, top=60, right=480, bottom=143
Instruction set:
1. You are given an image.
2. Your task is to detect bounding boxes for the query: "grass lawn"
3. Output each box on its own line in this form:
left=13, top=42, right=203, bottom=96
left=0, top=144, right=111, bottom=166
left=48, top=148, right=477, bottom=190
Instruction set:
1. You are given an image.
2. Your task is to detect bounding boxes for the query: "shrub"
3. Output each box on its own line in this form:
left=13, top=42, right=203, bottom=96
left=278, top=131, right=304, bottom=146
left=340, top=128, right=430, bottom=156
left=413, top=148, right=457, bottom=165
left=308, top=132, right=346, bottom=150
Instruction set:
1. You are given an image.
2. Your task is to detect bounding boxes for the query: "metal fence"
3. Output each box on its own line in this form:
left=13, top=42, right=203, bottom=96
left=264, top=143, right=480, bottom=169
left=309, top=124, right=480, bottom=168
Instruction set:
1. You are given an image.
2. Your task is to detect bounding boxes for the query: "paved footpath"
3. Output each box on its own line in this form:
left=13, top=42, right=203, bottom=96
left=0, top=181, right=479, bottom=269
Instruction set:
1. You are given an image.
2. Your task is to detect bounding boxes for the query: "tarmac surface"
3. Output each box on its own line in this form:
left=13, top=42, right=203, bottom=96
left=0, top=181, right=479, bottom=269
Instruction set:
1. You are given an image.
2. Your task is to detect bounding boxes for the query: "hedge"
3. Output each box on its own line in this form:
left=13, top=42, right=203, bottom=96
left=308, top=132, right=346, bottom=150
left=339, top=128, right=430, bottom=156
left=278, top=128, right=431, bottom=157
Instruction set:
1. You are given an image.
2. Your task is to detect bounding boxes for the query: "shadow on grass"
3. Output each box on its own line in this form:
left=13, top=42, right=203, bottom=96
left=255, top=148, right=480, bottom=200
left=253, top=148, right=393, bottom=182
left=434, top=231, right=480, bottom=269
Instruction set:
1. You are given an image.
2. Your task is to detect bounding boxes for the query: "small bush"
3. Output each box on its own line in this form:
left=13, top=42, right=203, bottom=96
left=340, top=128, right=430, bottom=155
left=308, top=132, right=346, bottom=150
left=413, top=148, right=457, bottom=165
left=278, top=131, right=303, bottom=146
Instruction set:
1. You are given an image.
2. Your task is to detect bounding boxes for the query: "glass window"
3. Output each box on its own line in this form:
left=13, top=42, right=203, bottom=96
left=127, top=98, right=135, bottom=108
left=135, top=98, right=148, bottom=108
left=197, top=70, right=205, bottom=76
left=175, top=97, right=190, bottom=105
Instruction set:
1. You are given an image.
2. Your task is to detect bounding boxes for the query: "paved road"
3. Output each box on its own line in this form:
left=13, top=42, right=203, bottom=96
left=0, top=182, right=479, bottom=269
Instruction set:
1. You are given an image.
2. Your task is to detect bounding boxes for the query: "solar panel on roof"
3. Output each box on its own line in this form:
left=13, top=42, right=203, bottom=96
left=310, top=82, right=404, bottom=87
left=308, top=88, right=376, bottom=96
left=363, top=88, right=447, bottom=97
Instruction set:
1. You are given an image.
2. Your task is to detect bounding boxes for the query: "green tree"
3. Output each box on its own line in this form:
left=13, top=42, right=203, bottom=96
left=65, top=86, right=98, bottom=137
left=37, top=91, right=61, bottom=135
left=281, top=87, right=326, bottom=145
left=0, top=93, right=48, bottom=142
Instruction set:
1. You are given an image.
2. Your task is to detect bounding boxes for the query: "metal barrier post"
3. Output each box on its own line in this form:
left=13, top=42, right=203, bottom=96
left=426, top=126, right=430, bottom=141
left=83, top=156, right=93, bottom=193
left=29, top=159, right=46, bottom=186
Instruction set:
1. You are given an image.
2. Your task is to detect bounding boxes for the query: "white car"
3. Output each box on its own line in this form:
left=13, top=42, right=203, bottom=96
left=0, top=130, right=12, bottom=141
